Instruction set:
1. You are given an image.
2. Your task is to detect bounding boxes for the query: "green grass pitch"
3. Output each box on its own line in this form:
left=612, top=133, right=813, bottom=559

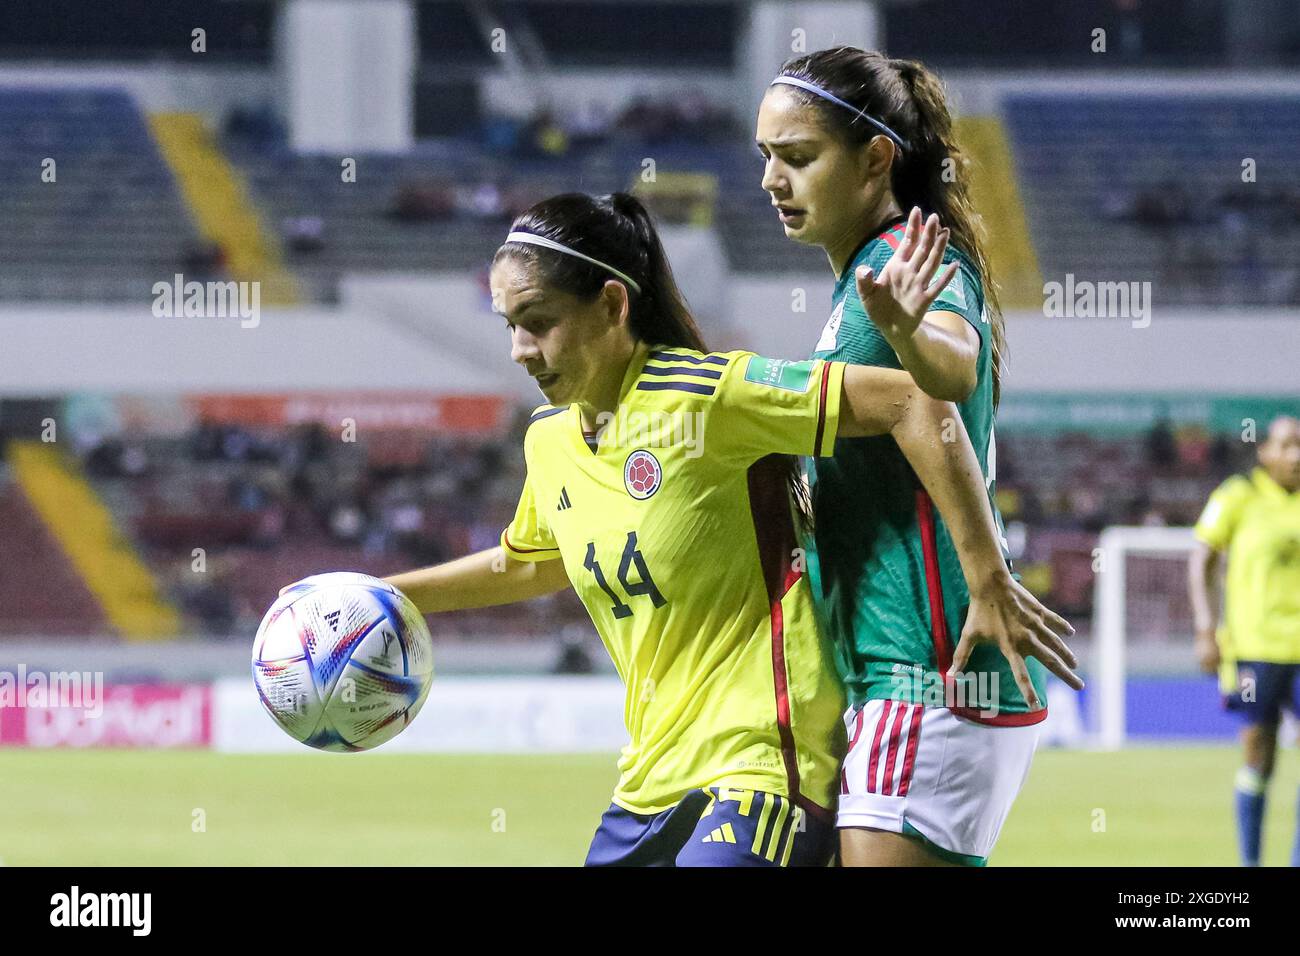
left=0, top=747, right=1296, bottom=865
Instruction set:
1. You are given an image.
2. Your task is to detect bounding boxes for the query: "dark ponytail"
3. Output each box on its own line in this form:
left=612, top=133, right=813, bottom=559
left=495, top=192, right=812, bottom=530
left=775, top=47, right=1007, bottom=407
left=492, top=192, right=705, bottom=351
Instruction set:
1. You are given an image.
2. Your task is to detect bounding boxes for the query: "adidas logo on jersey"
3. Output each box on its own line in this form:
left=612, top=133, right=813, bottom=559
left=556, top=487, right=572, bottom=511
left=701, top=822, right=737, bottom=844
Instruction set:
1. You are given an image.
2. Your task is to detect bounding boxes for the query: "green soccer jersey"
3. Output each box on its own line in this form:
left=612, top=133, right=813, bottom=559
left=805, top=215, right=1048, bottom=724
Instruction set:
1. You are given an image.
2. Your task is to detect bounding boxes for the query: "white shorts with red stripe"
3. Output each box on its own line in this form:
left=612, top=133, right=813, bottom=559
left=837, top=699, right=1040, bottom=864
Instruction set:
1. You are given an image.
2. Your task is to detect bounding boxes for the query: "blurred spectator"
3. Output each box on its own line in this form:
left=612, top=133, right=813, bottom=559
left=1112, top=0, right=1145, bottom=58
left=1145, top=417, right=1177, bottom=469
left=1104, top=180, right=1300, bottom=305
left=177, top=562, right=238, bottom=636
left=283, top=215, right=325, bottom=253
left=388, top=181, right=456, bottom=222
left=456, top=181, right=508, bottom=222
left=328, top=501, right=366, bottom=543
left=554, top=627, right=596, bottom=674
left=566, top=101, right=613, bottom=146
left=1211, top=432, right=1234, bottom=469
left=182, top=242, right=225, bottom=282
left=518, top=110, right=569, bottom=159
left=1176, top=426, right=1211, bottom=471
left=84, top=437, right=149, bottom=478
left=222, top=102, right=284, bottom=149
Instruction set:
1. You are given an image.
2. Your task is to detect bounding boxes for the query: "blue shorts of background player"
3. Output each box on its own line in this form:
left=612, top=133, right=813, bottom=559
left=1224, top=660, right=1300, bottom=725
left=585, top=787, right=836, bottom=867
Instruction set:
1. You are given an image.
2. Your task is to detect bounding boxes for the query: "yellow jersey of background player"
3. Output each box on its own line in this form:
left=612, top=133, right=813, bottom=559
left=1191, top=414, right=1300, bottom=867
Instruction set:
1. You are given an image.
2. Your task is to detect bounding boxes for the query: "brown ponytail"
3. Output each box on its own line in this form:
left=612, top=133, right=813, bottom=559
left=776, top=47, right=1007, bottom=407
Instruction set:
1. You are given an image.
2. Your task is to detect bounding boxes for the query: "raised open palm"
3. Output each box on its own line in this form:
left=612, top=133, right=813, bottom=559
left=856, top=206, right=958, bottom=342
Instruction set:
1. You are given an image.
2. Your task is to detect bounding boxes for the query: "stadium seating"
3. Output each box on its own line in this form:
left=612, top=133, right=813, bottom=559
left=0, top=467, right=106, bottom=635
left=0, top=400, right=1252, bottom=642
left=11, top=85, right=1298, bottom=307
left=62, top=422, right=592, bottom=641
left=0, top=88, right=201, bottom=300
left=1004, top=93, right=1300, bottom=306
left=222, top=136, right=825, bottom=298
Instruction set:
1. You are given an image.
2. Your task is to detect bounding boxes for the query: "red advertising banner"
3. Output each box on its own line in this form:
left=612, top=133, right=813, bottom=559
left=186, top=393, right=511, bottom=435
left=0, top=682, right=212, bottom=749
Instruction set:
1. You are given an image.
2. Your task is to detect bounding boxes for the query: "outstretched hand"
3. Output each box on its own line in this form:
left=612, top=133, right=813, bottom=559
left=952, top=574, right=1083, bottom=710
left=856, top=206, right=957, bottom=343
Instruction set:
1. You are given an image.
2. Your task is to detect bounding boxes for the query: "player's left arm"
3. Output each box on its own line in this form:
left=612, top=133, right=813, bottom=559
left=855, top=207, right=978, bottom=403
left=716, top=351, right=1079, bottom=699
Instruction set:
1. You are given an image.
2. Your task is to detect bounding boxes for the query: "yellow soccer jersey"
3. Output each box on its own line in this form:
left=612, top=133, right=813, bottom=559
left=502, top=341, right=847, bottom=818
left=1195, top=468, right=1300, bottom=668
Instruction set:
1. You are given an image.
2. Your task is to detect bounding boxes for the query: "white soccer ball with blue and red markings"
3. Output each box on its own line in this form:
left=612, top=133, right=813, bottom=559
left=252, top=572, right=434, bottom=752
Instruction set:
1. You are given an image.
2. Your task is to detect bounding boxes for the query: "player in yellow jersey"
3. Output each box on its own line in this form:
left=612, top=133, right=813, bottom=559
left=1190, top=415, right=1300, bottom=866
left=385, top=192, right=1075, bottom=866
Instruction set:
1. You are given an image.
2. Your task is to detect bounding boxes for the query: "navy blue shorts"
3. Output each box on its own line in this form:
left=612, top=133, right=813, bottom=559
left=584, top=787, right=836, bottom=867
left=1224, top=660, right=1300, bottom=726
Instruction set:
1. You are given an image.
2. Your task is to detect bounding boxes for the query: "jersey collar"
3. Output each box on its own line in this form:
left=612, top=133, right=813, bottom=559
left=616, top=339, right=655, bottom=405
left=565, top=339, right=653, bottom=423
left=565, top=340, right=654, bottom=456
left=834, top=212, right=908, bottom=288
left=1252, top=467, right=1300, bottom=500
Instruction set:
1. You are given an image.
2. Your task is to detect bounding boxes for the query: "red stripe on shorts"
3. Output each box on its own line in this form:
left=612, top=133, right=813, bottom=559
left=880, top=703, right=909, bottom=796
left=897, top=704, right=925, bottom=796
left=865, top=700, right=892, bottom=794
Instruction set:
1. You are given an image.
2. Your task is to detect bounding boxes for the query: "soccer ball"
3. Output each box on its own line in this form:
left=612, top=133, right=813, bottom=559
left=251, top=572, right=435, bottom=752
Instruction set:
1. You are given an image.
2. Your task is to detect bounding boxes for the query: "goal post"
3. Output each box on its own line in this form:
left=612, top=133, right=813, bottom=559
left=1092, top=526, right=1198, bottom=750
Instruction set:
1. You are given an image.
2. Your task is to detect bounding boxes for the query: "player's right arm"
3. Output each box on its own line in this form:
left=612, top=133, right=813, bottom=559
left=384, top=548, right=568, bottom=615
left=1188, top=476, right=1248, bottom=674
left=1188, top=543, right=1223, bottom=674
left=386, top=457, right=569, bottom=615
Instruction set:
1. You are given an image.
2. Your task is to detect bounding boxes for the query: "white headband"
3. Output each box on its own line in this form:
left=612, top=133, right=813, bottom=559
left=770, top=75, right=910, bottom=153
left=503, top=231, right=642, bottom=294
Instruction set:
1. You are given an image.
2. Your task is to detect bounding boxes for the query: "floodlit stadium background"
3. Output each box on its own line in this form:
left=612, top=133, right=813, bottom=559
left=1, top=0, right=1299, bottom=865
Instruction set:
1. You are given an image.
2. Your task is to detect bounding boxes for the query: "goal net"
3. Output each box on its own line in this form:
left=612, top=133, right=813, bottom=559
left=1091, top=526, right=1199, bottom=749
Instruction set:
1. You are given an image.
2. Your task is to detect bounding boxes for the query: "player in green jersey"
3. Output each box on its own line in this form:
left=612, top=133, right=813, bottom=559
left=756, top=47, right=1083, bottom=865
left=383, top=192, right=1073, bottom=865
